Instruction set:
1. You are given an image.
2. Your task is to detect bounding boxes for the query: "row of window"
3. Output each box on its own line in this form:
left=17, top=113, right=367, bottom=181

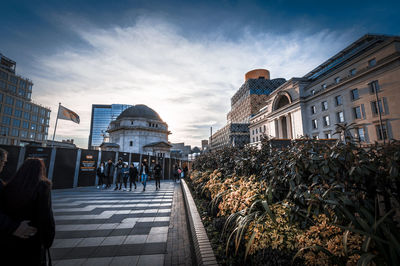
left=252, top=125, right=267, bottom=136
left=315, top=124, right=387, bottom=142
left=0, top=126, right=46, bottom=140
left=0, top=70, right=32, bottom=90
left=0, top=93, right=50, bottom=117
left=1, top=116, right=48, bottom=133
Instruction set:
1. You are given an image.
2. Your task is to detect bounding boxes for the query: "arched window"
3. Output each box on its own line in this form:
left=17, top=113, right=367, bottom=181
left=273, top=93, right=291, bottom=111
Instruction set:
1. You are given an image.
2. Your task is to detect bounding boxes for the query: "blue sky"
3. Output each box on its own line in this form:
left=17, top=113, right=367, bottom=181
left=1, top=0, right=399, bottom=148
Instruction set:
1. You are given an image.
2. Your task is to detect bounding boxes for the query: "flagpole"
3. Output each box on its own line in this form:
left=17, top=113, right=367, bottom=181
left=52, top=103, right=61, bottom=146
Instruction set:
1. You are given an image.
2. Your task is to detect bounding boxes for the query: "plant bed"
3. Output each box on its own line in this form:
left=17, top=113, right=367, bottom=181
left=187, top=137, right=400, bottom=266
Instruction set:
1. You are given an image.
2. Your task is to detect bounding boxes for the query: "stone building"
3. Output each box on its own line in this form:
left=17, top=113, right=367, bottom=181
left=249, top=34, right=400, bottom=145
left=0, top=53, right=51, bottom=146
left=106, top=104, right=172, bottom=157
left=210, top=69, right=286, bottom=150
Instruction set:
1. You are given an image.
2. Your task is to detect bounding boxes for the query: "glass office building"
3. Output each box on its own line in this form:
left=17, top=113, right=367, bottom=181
left=0, top=53, right=51, bottom=146
left=88, top=104, right=132, bottom=149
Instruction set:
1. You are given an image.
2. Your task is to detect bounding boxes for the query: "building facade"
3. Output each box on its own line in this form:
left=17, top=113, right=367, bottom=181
left=88, top=104, right=132, bottom=150
left=249, top=34, right=400, bottom=145
left=210, top=69, right=286, bottom=150
left=0, top=53, right=51, bottom=146
left=107, top=104, right=171, bottom=156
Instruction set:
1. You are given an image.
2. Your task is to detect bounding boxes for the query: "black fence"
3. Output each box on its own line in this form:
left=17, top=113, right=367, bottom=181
left=0, top=144, right=185, bottom=190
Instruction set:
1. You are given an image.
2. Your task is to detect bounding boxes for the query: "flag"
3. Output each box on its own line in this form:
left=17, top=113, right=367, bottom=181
left=58, top=105, right=80, bottom=124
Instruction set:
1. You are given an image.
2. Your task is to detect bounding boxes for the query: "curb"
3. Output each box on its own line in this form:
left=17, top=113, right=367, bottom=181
left=181, top=179, right=219, bottom=266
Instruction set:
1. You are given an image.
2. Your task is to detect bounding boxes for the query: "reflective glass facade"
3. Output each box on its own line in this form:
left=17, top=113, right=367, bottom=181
left=88, top=104, right=132, bottom=149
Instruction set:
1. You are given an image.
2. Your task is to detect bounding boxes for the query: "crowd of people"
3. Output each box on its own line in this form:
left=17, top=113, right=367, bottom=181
left=0, top=147, right=189, bottom=265
left=96, top=157, right=188, bottom=192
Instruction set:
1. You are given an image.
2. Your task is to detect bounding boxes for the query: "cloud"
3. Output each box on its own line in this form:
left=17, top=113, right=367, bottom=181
left=28, top=15, right=354, bottom=148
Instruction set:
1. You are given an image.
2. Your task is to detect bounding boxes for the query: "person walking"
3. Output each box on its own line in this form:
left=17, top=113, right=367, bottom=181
left=140, top=161, right=149, bottom=192
left=96, top=162, right=105, bottom=189
left=153, top=162, right=162, bottom=190
left=0, top=158, right=55, bottom=266
left=114, top=158, right=124, bottom=190
left=173, top=164, right=178, bottom=183
left=183, top=165, right=189, bottom=179
left=104, top=159, right=115, bottom=189
left=122, top=163, right=129, bottom=191
left=129, top=163, right=138, bottom=191
left=0, top=148, right=38, bottom=240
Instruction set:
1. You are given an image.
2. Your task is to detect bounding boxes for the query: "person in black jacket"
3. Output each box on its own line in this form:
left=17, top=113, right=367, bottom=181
left=153, top=162, right=162, bottom=190
left=96, top=162, right=105, bottom=189
left=104, top=159, right=115, bottom=189
left=114, top=158, right=124, bottom=190
left=0, top=148, right=37, bottom=240
left=0, top=158, right=55, bottom=266
left=129, top=163, right=138, bottom=191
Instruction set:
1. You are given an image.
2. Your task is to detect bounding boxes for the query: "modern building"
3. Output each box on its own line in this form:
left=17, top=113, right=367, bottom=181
left=0, top=53, right=51, bottom=146
left=201, top=139, right=209, bottom=151
left=210, top=69, right=286, bottom=150
left=249, top=34, right=400, bottom=145
left=106, top=104, right=172, bottom=156
left=88, top=104, right=132, bottom=150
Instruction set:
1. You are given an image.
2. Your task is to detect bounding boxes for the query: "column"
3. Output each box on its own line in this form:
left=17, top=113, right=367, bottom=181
left=286, top=113, right=292, bottom=139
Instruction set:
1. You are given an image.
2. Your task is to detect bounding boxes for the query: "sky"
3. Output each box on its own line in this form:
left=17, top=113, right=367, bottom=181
left=1, top=0, right=399, bottom=148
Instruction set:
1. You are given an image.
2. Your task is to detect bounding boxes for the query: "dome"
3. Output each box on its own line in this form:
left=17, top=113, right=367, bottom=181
left=116, top=104, right=162, bottom=121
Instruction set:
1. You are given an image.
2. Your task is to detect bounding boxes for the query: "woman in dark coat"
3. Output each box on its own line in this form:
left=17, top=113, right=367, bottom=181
left=0, top=158, right=55, bottom=265
left=129, top=163, right=138, bottom=191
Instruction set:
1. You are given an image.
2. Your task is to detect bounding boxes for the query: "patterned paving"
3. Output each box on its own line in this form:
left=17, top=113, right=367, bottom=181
left=51, top=181, right=176, bottom=266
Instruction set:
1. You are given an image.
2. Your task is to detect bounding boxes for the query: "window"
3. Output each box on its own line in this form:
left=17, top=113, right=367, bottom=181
left=353, top=106, right=362, bottom=119
left=20, top=130, right=27, bottom=138
left=311, top=105, right=316, bottom=114
left=371, top=100, right=384, bottom=115
left=29, top=132, right=35, bottom=139
left=40, top=109, right=45, bottom=116
left=5, top=96, right=14, bottom=105
left=46, top=111, right=50, bottom=118
left=24, top=103, right=31, bottom=111
left=18, top=89, right=25, bottom=97
left=312, top=119, right=318, bottom=129
left=369, top=80, right=379, bottom=93
left=31, top=115, right=38, bottom=122
left=23, top=112, right=30, bottom=120
left=9, top=76, right=18, bottom=84
left=0, top=127, right=9, bottom=136
left=321, top=101, right=328, bottom=111
left=323, top=116, right=330, bottom=126
left=256, top=136, right=258, bottom=142
left=357, top=128, right=365, bottom=142
left=11, top=128, right=19, bottom=137
left=376, top=124, right=387, bottom=140
left=252, top=130, right=254, bottom=135
left=351, top=89, right=359, bottom=100
left=12, top=119, right=20, bottom=127
left=30, top=123, right=37, bottom=131
left=130, top=141, right=133, bottom=146
left=8, top=85, right=16, bottom=93
left=0, top=93, right=3, bottom=102
left=0, top=80, right=5, bottom=89
left=337, top=111, right=345, bottom=123
left=252, top=138, right=255, bottom=142
left=256, top=128, right=258, bottom=134
left=263, top=125, right=266, bottom=132
left=14, top=109, right=22, bottom=118
left=22, top=121, right=29, bottom=129
left=0, top=71, right=8, bottom=80
left=37, top=133, right=42, bottom=140
left=335, top=95, right=342, bottom=106
left=321, top=84, right=327, bottom=89
left=335, top=77, right=341, bottom=84
left=311, top=89, right=315, bottom=95
left=2, top=116, right=11, bottom=125
left=32, top=106, right=39, bottom=113
left=325, top=132, right=332, bottom=139
left=39, top=117, right=45, bottom=124
left=259, top=127, right=262, bottom=133
left=350, top=68, right=357, bottom=76
left=19, top=80, right=26, bottom=89
left=38, top=125, right=43, bottom=132
left=368, top=58, right=376, bottom=67
left=313, top=134, right=319, bottom=140
left=15, top=100, right=23, bottom=108
left=3, top=106, right=12, bottom=115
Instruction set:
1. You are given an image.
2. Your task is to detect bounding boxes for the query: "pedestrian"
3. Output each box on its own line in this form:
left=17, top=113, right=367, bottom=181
left=183, top=165, right=188, bottom=179
left=104, top=159, right=115, bottom=189
left=153, top=162, right=162, bottom=190
left=180, top=167, right=185, bottom=179
left=122, top=163, right=129, bottom=191
left=0, top=148, right=38, bottom=241
left=173, top=164, right=178, bottom=183
left=129, top=163, right=138, bottom=191
left=114, top=158, right=124, bottom=191
left=0, top=158, right=55, bottom=265
left=96, top=162, right=105, bottom=189
left=140, top=161, right=149, bottom=192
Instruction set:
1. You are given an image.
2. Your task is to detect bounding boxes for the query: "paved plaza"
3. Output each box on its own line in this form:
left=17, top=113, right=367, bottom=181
left=50, top=181, right=194, bottom=266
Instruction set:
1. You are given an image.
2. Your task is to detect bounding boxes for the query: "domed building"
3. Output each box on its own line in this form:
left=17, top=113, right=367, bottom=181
left=104, top=104, right=172, bottom=156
